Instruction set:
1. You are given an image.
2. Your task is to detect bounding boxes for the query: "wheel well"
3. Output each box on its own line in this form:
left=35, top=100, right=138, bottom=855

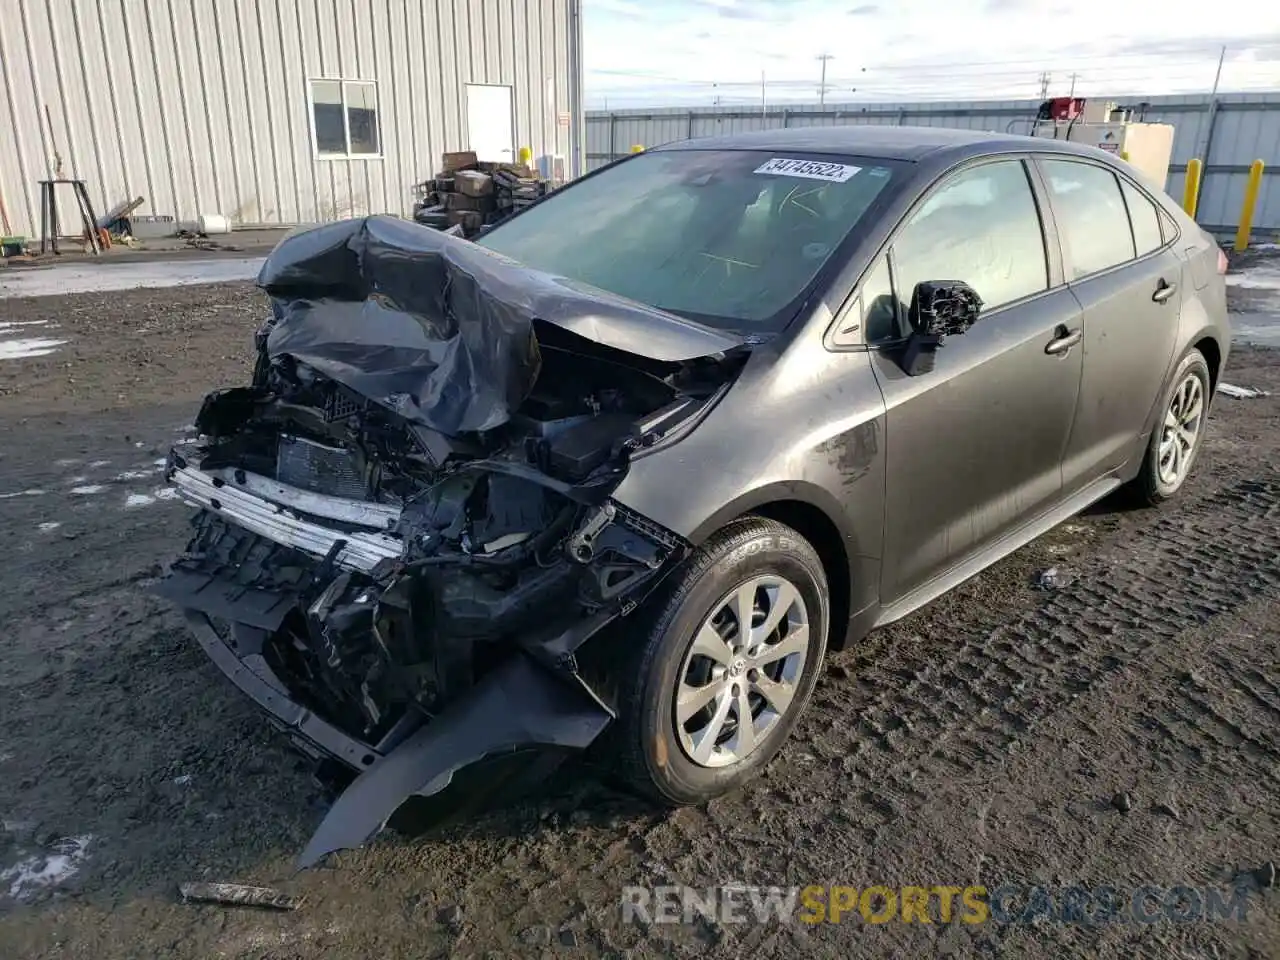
left=744, top=500, right=851, bottom=649
left=1194, top=336, right=1221, bottom=391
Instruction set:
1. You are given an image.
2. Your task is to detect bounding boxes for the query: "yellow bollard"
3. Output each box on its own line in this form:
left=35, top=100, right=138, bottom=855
left=1182, top=158, right=1202, bottom=218
left=517, top=146, right=532, bottom=165
left=630, top=144, right=645, bottom=153
left=1234, top=159, right=1265, bottom=253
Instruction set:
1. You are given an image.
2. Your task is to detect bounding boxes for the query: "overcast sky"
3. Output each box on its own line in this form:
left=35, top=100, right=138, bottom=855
left=583, top=0, right=1280, bottom=109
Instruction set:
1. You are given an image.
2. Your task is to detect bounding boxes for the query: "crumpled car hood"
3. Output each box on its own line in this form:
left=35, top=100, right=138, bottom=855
left=257, top=215, right=748, bottom=437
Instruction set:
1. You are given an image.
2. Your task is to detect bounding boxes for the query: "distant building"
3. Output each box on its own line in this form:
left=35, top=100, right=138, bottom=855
left=0, top=0, right=584, bottom=240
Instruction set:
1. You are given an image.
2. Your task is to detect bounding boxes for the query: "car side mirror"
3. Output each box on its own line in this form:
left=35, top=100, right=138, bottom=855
left=899, top=280, right=983, bottom=376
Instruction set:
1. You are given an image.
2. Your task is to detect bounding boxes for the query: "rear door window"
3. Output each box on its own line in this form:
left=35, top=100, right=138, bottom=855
left=892, top=159, right=1048, bottom=316
left=1119, top=179, right=1164, bottom=256
left=1041, top=159, right=1137, bottom=278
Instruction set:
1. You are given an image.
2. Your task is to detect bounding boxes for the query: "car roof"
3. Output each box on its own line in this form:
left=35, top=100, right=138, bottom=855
left=655, top=124, right=1105, bottom=164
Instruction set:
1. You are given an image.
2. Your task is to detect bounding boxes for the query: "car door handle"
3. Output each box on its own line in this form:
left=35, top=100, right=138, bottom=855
left=1152, top=279, right=1178, bottom=303
left=1045, top=325, right=1082, bottom=355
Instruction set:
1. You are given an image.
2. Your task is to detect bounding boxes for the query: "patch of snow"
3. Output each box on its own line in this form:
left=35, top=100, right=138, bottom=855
left=69, top=485, right=105, bottom=495
left=0, top=257, right=265, bottom=299
left=67, top=476, right=88, bottom=483
left=37, top=522, right=61, bottom=532
left=173, top=774, right=193, bottom=786
left=0, top=489, right=45, bottom=500
left=154, top=487, right=180, bottom=501
left=153, top=458, right=168, bottom=466
left=0, top=320, right=50, bottom=333
left=2, top=836, right=93, bottom=901
left=88, top=460, right=111, bottom=468
left=125, top=493, right=156, bottom=508
left=0, top=337, right=67, bottom=360
left=53, top=459, right=80, bottom=467
left=114, top=470, right=153, bottom=481
left=1226, top=264, right=1280, bottom=291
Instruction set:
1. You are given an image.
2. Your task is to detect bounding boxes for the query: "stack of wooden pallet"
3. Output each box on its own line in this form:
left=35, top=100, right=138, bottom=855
left=412, top=152, right=549, bottom=238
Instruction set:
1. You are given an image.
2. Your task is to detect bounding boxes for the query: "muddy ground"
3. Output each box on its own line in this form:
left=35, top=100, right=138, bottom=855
left=0, top=279, right=1278, bottom=959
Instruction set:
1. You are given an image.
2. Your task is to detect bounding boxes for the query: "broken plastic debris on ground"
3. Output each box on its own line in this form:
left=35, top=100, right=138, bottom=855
left=1217, top=382, right=1271, bottom=399
left=178, top=881, right=303, bottom=911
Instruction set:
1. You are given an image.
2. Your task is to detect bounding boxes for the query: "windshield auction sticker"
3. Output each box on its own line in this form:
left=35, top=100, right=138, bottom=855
left=754, top=158, right=862, bottom=182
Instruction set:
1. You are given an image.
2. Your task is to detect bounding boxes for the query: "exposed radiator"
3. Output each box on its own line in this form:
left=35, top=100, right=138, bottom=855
left=275, top=435, right=368, bottom=501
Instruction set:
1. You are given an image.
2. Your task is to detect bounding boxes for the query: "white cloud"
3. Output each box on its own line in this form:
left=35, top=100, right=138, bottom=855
left=585, top=0, right=1280, bottom=107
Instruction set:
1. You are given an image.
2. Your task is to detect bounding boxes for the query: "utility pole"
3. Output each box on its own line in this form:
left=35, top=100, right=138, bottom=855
left=1038, top=71, right=1051, bottom=99
left=761, top=70, right=767, bottom=118
left=1209, top=44, right=1226, bottom=99
left=1198, top=44, right=1227, bottom=160
left=817, top=53, right=834, bottom=107
left=1068, top=72, right=1080, bottom=97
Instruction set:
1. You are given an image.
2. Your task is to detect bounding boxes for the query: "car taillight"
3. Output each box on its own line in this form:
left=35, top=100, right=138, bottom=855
left=1217, top=247, right=1229, bottom=275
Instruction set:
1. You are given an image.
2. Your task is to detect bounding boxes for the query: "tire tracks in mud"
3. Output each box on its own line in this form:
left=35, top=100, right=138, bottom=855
left=806, top=479, right=1280, bottom=827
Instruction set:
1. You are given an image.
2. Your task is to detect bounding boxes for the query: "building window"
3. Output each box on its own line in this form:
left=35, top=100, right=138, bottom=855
left=310, top=79, right=380, bottom=158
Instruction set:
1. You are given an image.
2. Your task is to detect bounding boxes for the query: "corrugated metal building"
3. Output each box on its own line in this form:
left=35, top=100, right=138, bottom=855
left=0, top=0, right=584, bottom=240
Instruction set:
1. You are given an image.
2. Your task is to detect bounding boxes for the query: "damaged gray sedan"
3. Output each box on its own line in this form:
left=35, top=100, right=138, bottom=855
left=158, top=126, right=1229, bottom=867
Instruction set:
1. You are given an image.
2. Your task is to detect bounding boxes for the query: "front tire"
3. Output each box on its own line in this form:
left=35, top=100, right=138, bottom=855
left=608, top=516, right=829, bottom=805
left=1129, top=349, right=1212, bottom=505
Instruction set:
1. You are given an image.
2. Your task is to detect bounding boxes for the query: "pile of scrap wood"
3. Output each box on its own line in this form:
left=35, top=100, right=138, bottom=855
left=412, top=151, right=549, bottom=238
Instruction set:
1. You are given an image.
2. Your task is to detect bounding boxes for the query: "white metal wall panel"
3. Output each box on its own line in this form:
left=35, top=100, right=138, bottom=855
left=585, top=94, right=1280, bottom=232
left=0, top=0, right=577, bottom=239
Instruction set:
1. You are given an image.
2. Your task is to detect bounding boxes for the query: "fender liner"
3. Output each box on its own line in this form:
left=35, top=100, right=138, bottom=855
left=296, top=651, right=612, bottom=869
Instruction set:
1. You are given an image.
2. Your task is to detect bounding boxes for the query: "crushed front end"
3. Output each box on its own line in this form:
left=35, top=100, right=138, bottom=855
left=154, top=216, right=745, bottom=866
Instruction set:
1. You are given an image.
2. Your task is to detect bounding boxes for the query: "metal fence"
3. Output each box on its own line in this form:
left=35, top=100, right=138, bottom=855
left=585, top=93, right=1280, bottom=235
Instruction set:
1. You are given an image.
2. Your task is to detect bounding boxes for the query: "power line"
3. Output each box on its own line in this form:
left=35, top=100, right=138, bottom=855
left=592, top=61, right=1278, bottom=91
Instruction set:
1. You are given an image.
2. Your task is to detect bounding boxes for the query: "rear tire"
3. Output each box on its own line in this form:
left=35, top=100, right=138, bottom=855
left=606, top=516, right=829, bottom=805
left=1128, top=348, right=1211, bottom=505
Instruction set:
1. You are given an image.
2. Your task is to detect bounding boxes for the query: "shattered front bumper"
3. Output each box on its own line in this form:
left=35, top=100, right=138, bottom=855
left=157, top=455, right=634, bottom=868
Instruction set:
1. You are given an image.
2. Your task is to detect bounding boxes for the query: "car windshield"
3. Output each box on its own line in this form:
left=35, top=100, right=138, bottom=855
left=476, top=149, right=898, bottom=333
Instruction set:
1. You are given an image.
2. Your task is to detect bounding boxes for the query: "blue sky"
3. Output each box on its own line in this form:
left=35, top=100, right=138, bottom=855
left=583, top=0, right=1280, bottom=108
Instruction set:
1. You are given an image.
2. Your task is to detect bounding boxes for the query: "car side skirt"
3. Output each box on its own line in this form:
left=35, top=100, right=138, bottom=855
left=873, top=473, right=1123, bottom=627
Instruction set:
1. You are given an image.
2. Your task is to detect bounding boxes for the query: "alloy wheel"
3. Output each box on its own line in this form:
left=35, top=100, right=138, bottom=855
left=673, top=575, right=810, bottom=768
left=1157, top=372, right=1205, bottom=488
